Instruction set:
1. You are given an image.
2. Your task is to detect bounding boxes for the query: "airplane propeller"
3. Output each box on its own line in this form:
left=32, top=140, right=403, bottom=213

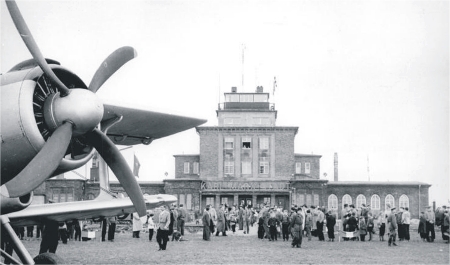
left=4, top=0, right=147, bottom=217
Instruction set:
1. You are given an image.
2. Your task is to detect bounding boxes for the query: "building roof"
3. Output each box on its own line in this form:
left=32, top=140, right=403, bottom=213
left=173, top=154, right=199, bottom=157
left=327, top=181, right=431, bottom=187
left=295, top=153, right=322, bottom=157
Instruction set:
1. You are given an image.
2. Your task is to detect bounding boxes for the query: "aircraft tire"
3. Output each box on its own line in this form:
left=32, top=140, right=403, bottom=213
left=33, top=253, right=65, bottom=264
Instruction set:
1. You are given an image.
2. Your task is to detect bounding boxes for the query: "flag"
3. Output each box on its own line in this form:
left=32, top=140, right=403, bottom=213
left=133, top=154, right=140, bottom=178
left=273, top=76, right=277, bottom=95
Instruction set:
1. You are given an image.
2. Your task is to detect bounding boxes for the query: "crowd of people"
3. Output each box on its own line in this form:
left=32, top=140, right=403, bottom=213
left=198, top=202, right=450, bottom=248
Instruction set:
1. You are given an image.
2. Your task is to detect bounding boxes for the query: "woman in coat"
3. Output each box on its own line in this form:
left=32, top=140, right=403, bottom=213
left=418, top=211, right=427, bottom=241
left=358, top=216, right=367, bottom=241
left=346, top=212, right=358, bottom=241
left=326, top=211, right=336, bottom=242
left=215, top=205, right=227, bottom=236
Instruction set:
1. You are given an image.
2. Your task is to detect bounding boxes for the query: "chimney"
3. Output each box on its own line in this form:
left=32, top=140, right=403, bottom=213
left=231, top=86, right=237, bottom=93
left=334, top=152, right=338, bottom=181
left=256, top=86, right=263, bottom=93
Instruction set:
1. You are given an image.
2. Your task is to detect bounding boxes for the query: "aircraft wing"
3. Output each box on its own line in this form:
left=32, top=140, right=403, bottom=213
left=6, top=194, right=176, bottom=227
left=103, top=104, right=207, bottom=146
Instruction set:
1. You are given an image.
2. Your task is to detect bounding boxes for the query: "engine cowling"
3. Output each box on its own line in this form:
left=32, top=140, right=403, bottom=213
left=1, top=63, right=95, bottom=186
left=1, top=191, right=33, bottom=214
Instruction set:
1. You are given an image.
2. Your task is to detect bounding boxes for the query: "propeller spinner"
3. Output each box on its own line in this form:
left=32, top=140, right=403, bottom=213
left=4, top=0, right=146, bottom=216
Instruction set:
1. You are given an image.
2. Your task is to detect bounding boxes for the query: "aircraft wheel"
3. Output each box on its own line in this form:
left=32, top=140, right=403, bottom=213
left=33, top=253, right=65, bottom=264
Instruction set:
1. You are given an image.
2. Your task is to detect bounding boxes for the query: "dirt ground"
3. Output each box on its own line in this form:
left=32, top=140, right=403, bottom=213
left=8, top=224, right=450, bottom=264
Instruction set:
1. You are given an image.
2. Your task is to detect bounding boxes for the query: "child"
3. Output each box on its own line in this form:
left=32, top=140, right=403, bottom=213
left=257, top=216, right=265, bottom=239
left=146, top=213, right=155, bottom=241
left=367, top=213, right=374, bottom=241
left=268, top=212, right=279, bottom=241
left=377, top=213, right=386, bottom=241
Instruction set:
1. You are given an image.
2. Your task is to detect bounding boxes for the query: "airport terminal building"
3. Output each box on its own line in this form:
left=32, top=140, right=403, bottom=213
left=37, top=86, right=430, bottom=219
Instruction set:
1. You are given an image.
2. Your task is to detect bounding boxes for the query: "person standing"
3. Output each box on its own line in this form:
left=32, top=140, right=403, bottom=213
left=215, top=204, right=227, bottom=236
left=39, top=220, right=60, bottom=254
left=425, top=205, right=436, bottom=242
left=268, top=212, right=279, bottom=241
left=290, top=207, right=303, bottom=248
left=26, top=226, right=34, bottom=239
left=73, top=219, right=81, bottom=241
left=326, top=211, right=336, bottom=242
left=101, top=218, right=108, bottom=241
left=58, top=223, right=68, bottom=244
left=157, top=205, right=170, bottom=250
left=132, top=212, right=143, bottom=238
left=238, top=205, right=244, bottom=231
left=107, top=216, right=116, bottom=242
left=202, top=205, right=211, bottom=241
left=396, top=207, right=404, bottom=241
left=244, top=205, right=252, bottom=235
left=443, top=210, right=449, bottom=243
left=262, top=205, right=271, bottom=240
left=281, top=210, right=290, bottom=241
left=367, top=213, right=375, bottom=241
left=147, top=213, right=155, bottom=241
left=387, top=207, right=398, bottom=246
left=401, top=207, right=411, bottom=241
left=316, top=207, right=325, bottom=241
left=169, top=205, right=178, bottom=237
left=359, top=215, right=367, bottom=241
left=304, top=209, right=313, bottom=241
left=418, top=211, right=428, bottom=241
left=378, top=212, right=386, bottom=241
left=177, top=204, right=187, bottom=236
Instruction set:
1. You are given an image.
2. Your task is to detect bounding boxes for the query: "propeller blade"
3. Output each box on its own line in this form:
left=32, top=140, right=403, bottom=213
left=5, top=122, right=73, bottom=197
left=85, top=128, right=147, bottom=216
left=5, top=0, right=71, bottom=96
left=88, top=46, right=137, bottom=93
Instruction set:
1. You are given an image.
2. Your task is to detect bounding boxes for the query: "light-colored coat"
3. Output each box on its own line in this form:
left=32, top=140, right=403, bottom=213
left=132, top=212, right=143, bottom=231
left=159, top=209, right=170, bottom=230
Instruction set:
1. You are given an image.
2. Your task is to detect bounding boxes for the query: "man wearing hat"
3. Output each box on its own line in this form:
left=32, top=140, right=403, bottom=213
left=387, top=207, right=398, bottom=246
left=425, top=205, right=435, bottom=242
left=290, top=206, right=303, bottom=248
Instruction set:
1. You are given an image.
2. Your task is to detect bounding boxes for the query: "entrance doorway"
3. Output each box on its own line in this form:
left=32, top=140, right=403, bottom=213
left=239, top=196, right=252, bottom=207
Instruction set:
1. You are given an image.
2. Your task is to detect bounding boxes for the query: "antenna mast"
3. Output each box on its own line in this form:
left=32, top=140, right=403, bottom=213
left=241, top=44, right=245, bottom=91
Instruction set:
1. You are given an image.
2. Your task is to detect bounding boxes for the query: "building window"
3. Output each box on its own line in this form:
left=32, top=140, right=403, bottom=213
left=399, top=194, right=409, bottom=209
left=242, top=137, right=251, bottom=149
left=259, top=137, right=269, bottom=149
left=224, top=161, right=234, bottom=175
left=87, top=193, right=95, bottom=200
left=221, top=197, right=228, bottom=206
left=186, top=194, right=192, bottom=210
left=183, top=162, right=190, bottom=174
left=240, top=94, right=253, bottom=102
left=179, top=194, right=186, bottom=207
left=259, top=161, right=269, bottom=174
left=305, top=162, right=311, bottom=174
left=52, top=188, right=74, bottom=202
left=242, top=161, right=252, bottom=174
left=306, top=194, right=312, bottom=207
left=263, top=197, right=271, bottom=205
left=356, top=194, right=366, bottom=208
left=224, top=117, right=240, bottom=125
left=385, top=194, right=395, bottom=210
left=371, top=194, right=381, bottom=210
left=224, top=137, right=234, bottom=149
left=205, top=197, right=214, bottom=207
left=328, top=194, right=338, bottom=210
left=313, top=194, right=319, bottom=207
left=342, top=194, right=352, bottom=209
left=295, top=162, right=301, bottom=174
left=296, top=194, right=305, bottom=206
left=193, top=162, right=199, bottom=174
left=253, top=117, right=269, bottom=125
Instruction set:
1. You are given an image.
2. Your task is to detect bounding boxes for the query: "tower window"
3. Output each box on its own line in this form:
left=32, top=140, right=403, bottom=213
left=242, top=137, right=251, bottom=149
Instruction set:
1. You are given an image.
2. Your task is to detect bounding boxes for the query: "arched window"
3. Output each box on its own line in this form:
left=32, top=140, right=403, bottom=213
left=385, top=194, right=395, bottom=210
left=399, top=194, right=409, bottom=209
left=356, top=194, right=366, bottom=208
left=371, top=194, right=381, bottom=210
left=342, top=194, right=352, bottom=209
left=328, top=194, right=338, bottom=210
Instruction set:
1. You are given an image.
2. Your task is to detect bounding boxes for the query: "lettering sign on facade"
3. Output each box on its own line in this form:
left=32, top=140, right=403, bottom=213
left=201, top=181, right=290, bottom=191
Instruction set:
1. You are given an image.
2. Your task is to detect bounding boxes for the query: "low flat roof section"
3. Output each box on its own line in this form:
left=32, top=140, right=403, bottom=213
left=327, top=181, right=431, bottom=187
